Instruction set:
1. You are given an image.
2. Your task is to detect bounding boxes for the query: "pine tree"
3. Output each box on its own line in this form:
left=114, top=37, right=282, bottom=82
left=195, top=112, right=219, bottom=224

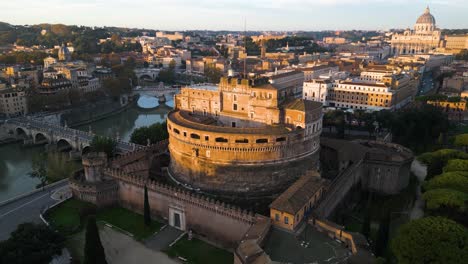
left=84, top=216, right=107, bottom=264
left=362, top=209, right=371, bottom=239
left=374, top=213, right=391, bottom=257
left=362, top=192, right=373, bottom=239
left=144, top=185, right=151, bottom=226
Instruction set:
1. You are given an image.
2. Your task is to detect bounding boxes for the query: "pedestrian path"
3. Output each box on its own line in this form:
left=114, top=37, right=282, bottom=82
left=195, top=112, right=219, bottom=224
left=145, top=225, right=184, bottom=251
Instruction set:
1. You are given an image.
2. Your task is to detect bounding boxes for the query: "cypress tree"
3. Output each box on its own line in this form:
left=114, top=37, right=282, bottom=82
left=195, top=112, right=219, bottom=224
left=84, top=216, right=107, bottom=264
left=144, top=185, right=151, bottom=226
left=362, top=209, right=371, bottom=239
left=374, top=213, right=391, bottom=257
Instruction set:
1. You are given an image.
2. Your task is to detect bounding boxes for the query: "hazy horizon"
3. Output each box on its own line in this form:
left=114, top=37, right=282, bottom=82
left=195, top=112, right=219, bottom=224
left=2, top=0, right=468, bottom=31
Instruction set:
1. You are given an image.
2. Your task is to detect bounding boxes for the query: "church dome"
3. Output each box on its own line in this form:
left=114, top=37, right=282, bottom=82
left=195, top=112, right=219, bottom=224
left=416, top=7, right=435, bottom=25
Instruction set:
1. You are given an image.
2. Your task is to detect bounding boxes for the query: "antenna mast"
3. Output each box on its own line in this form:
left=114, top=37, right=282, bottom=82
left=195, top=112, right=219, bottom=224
left=243, top=18, right=247, bottom=78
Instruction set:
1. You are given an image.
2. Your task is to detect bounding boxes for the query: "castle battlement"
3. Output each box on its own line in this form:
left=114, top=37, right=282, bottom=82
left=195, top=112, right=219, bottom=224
left=103, top=167, right=256, bottom=224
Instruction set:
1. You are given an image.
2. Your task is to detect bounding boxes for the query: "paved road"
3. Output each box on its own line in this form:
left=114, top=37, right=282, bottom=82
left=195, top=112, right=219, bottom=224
left=100, top=225, right=178, bottom=264
left=145, top=225, right=184, bottom=251
left=418, top=72, right=435, bottom=96
left=0, top=180, right=69, bottom=241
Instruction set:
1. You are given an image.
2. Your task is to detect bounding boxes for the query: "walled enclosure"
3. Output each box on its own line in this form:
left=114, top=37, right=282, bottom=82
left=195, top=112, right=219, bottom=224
left=70, top=146, right=270, bottom=250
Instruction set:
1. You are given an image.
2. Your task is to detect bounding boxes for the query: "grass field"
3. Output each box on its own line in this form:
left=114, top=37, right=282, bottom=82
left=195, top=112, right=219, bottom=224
left=47, top=199, right=162, bottom=240
left=165, top=235, right=233, bottom=264
left=96, top=207, right=162, bottom=240
left=46, top=199, right=93, bottom=234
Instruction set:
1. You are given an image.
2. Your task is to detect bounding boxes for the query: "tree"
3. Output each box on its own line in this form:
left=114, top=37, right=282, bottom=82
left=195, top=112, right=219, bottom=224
left=374, top=213, right=390, bottom=257
left=130, top=122, right=168, bottom=145
left=46, top=151, right=80, bottom=182
left=144, top=185, right=151, bottom=226
left=0, top=223, right=65, bottom=264
left=391, top=217, right=468, bottom=264
left=361, top=209, right=371, bottom=239
left=423, top=171, right=468, bottom=193
left=454, top=134, right=468, bottom=152
left=455, top=49, right=468, bottom=60
left=90, top=136, right=116, bottom=158
left=423, top=188, right=468, bottom=213
left=391, top=105, right=449, bottom=153
left=30, top=152, right=48, bottom=190
left=204, top=65, right=223, bottom=84
left=158, top=68, right=175, bottom=84
left=443, top=159, right=468, bottom=173
left=84, top=216, right=107, bottom=264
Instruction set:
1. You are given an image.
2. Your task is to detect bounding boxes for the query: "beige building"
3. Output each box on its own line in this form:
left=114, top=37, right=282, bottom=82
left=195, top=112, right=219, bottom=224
left=444, top=35, right=468, bottom=53
left=0, top=87, right=28, bottom=117
left=323, top=37, right=347, bottom=45
left=270, top=172, right=327, bottom=231
left=391, top=7, right=442, bottom=55
left=304, top=67, right=419, bottom=111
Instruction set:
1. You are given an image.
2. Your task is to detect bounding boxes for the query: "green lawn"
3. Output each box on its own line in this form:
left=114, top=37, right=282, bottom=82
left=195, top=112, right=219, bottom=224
left=47, top=199, right=162, bottom=240
left=96, top=207, right=162, bottom=240
left=46, top=199, right=94, bottom=234
left=165, top=235, right=233, bottom=264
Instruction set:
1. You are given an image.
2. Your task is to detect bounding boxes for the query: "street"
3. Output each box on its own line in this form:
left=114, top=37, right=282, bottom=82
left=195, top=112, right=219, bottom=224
left=0, top=180, right=69, bottom=241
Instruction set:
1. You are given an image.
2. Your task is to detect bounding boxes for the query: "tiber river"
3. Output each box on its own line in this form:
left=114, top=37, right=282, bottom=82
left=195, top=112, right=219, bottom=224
left=0, top=95, right=173, bottom=202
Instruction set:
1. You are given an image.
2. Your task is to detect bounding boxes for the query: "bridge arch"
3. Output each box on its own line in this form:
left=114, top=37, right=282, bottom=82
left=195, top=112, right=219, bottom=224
left=16, top=127, right=28, bottom=138
left=81, top=145, right=92, bottom=155
left=139, top=74, right=155, bottom=81
left=34, top=133, right=49, bottom=144
left=57, top=139, right=73, bottom=152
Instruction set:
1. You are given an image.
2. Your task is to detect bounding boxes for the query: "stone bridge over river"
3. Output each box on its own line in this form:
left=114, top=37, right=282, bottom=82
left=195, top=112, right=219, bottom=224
left=2, top=117, right=143, bottom=155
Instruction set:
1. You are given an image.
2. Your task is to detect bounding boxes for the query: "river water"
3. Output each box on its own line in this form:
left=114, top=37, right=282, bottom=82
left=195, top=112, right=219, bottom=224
left=0, top=95, right=173, bottom=202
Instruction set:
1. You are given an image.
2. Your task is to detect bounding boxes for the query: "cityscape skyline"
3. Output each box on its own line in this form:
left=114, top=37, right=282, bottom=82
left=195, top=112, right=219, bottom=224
left=2, top=0, right=468, bottom=31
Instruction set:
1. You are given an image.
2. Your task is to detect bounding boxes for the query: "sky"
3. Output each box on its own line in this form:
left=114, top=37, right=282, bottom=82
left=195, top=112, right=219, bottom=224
left=2, top=0, right=468, bottom=31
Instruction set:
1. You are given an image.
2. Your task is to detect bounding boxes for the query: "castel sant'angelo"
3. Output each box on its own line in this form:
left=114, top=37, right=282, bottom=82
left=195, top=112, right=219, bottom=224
left=70, top=77, right=412, bottom=263
left=167, top=77, right=322, bottom=195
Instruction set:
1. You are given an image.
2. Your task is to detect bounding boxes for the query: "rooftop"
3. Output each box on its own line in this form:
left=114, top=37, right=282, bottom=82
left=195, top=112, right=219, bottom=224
left=182, top=83, right=218, bottom=91
left=283, top=99, right=322, bottom=112
left=270, top=171, right=327, bottom=215
left=168, top=110, right=290, bottom=135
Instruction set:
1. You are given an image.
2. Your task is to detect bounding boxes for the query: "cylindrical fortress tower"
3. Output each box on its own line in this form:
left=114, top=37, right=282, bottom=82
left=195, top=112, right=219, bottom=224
left=167, top=110, right=321, bottom=195
left=82, top=152, right=108, bottom=183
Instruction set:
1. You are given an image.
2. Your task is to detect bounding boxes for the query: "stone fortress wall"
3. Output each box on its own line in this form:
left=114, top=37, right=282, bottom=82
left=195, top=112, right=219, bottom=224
left=70, top=145, right=270, bottom=249
left=316, top=139, right=414, bottom=218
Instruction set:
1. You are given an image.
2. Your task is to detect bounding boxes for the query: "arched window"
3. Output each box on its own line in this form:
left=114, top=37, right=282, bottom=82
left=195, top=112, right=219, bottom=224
left=173, top=128, right=180, bottom=134
left=190, top=133, right=200, bottom=139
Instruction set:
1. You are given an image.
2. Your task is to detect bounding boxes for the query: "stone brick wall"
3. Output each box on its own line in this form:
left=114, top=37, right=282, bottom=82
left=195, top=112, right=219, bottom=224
left=106, top=169, right=257, bottom=248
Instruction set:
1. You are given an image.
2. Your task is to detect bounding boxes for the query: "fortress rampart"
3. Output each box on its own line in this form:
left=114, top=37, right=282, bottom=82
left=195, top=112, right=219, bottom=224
left=167, top=110, right=321, bottom=194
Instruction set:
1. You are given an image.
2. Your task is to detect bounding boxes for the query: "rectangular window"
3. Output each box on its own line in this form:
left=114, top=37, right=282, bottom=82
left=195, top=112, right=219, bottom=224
left=284, top=216, right=289, bottom=224
left=233, top=104, right=238, bottom=111
left=205, top=136, right=209, bottom=141
left=275, top=214, right=280, bottom=221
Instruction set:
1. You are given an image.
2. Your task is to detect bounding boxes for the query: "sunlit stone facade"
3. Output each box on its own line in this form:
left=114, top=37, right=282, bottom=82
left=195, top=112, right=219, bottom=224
left=167, top=78, right=323, bottom=196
